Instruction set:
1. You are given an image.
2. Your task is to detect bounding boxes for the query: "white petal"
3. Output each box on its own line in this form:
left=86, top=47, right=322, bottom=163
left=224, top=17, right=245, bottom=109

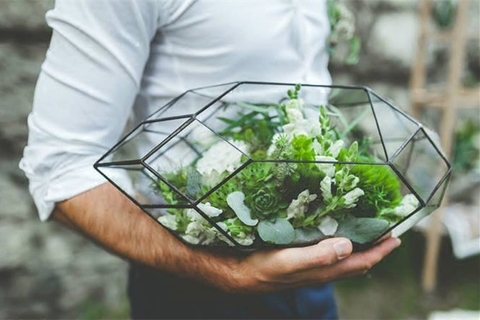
left=157, top=214, right=177, bottom=231
left=328, top=140, right=345, bottom=158
left=318, top=216, right=338, bottom=236
left=320, top=176, right=333, bottom=200
left=197, top=202, right=223, bottom=217
left=343, top=188, right=365, bottom=207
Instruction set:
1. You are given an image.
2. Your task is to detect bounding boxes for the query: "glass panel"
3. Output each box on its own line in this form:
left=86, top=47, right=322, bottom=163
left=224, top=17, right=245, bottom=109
left=190, top=82, right=238, bottom=101
left=95, top=164, right=145, bottom=205
left=368, top=91, right=421, bottom=161
left=147, top=91, right=214, bottom=120
left=97, top=124, right=144, bottom=164
left=327, top=88, right=387, bottom=163
left=426, top=173, right=450, bottom=208
left=96, top=164, right=191, bottom=206
left=144, top=119, right=249, bottom=203
left=98, top=117, right=192, bottom=164
left=391, top=205, right=435, bottom=238
left=392, top=128, right=450, bottom=204
left=327, top=87, right=370, bottom=106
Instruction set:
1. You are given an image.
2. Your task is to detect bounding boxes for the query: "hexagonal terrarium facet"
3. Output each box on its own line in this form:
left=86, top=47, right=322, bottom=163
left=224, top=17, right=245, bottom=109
left=95, top=82, right=451, bottom=251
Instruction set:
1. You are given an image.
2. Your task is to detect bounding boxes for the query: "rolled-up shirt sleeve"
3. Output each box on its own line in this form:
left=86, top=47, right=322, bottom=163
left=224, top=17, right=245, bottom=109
left=19, top=0, right=160, bottom=221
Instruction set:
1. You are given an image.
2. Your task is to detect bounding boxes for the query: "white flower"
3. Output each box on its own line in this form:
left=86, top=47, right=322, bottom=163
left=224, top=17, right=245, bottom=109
left=184, top=203, right=223, bottom=231
left=286, top=98, right=304, bottom=111
left=328, top=140, right=345, bottom=158
left=312, top=139, right=324, bottom=154
left=318, top=216, right=338, bottom=236
left=196, top=140, right=248, bottom=175
left=304, top=118, right=321, bottom=137
left=186, top=208, right=205, bottom=222
left=182, top=206, right=224, bottom=245
left=157, top=214, right=177, bottom=231
left=189, top=125, right=217, bottom=147
left=342, top=187, right=365, bottom=208
left=216, top=221, right=255, bottom=246
left=197, top=202, right=223, bottom=218
left=282, top=122, right=306, bottom=138
left=230, top=232, right=255, bottom=246
left=320, top=176, right=333, bottom=200
left=315, top=156, right=337, bottom=177
left=201, top=169, right=222, bottom=186
left=214, top=222, right=234, bottom=246
left=182, top=234, right=202, bottom=245
left=267, top=133, right=281, bottom=155
left=282, top=113, right=321, bottom=140
left=335, top=168, right=359, bottom=191
left=286, top=108, right=304, bottom=123
left=281, top=98, right=321, bottom=139
left=394, top=194, right=419, bottom=216
left=287, top=189, right=317, bottom=220
left=183, top=220, right=217, bottom=245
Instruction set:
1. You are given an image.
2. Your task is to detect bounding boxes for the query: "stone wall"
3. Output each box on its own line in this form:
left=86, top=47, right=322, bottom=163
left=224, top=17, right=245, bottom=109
left=0, top=1, right=128, bottom=319
left=0, top=0, right=478, bottom=318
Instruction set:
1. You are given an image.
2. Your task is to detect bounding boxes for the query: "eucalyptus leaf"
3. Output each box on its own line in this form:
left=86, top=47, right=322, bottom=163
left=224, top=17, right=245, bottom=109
left=226, top=191, right=258, bottom=226
left=335, top=217, right=389, bottom=244
left=292, top=228, right=325, bottom=245
left=258, top=218, right=295, bottom=245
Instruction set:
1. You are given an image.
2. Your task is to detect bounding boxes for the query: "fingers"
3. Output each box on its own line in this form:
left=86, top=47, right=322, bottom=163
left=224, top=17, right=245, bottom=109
left=279, top=236, right=400, bottom=281
left=295, top=236, right=402, bottom=284
left=335, top=237, right=402, bottom=275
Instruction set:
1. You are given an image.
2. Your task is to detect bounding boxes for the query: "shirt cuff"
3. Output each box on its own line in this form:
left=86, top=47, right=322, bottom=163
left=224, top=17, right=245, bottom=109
left=20, top=156, right=134, bottom=221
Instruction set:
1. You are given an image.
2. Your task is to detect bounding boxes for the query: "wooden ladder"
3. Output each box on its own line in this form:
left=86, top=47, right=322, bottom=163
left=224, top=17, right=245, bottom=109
left=409, top=0, right=479, bottom=293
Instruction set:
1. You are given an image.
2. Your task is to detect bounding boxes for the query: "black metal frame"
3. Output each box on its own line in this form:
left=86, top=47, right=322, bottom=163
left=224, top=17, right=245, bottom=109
left=94, top=81, right=452, bottom=251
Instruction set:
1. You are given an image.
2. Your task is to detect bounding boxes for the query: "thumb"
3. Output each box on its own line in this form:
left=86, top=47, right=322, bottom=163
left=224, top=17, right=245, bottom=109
left=282, top=237, right=353, bottom=271
left=316, top=237, right=353, bottom=264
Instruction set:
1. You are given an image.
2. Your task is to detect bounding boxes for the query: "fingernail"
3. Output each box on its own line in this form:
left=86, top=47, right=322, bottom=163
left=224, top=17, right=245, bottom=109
left=333, top=240, right=351, bottom=259
left=393, top=237, right=402, bottom=248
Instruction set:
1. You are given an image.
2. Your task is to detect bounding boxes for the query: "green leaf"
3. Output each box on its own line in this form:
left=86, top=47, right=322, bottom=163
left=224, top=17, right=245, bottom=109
left=301, top=213, right=319, bottom=227
left=258, top=218, right=295, bottom=245
left=226, top=191, right=258, bottom=226
left=335, top=217, right=389, bottom=244
left=292, top=228, right=325, bottom=244
left=186, top=167, right=202, bottom=198
left=237, top=101, right=269, bottom=114
left=346, top=36, right=361, bottom=65
left=219, top=111, right=257, bottom=134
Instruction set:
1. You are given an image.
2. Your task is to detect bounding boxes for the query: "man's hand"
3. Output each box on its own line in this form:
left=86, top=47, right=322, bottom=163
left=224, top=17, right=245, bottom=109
left=201, top=236, right=400, bottom=293
left=54, top=183, right=401, bottom=294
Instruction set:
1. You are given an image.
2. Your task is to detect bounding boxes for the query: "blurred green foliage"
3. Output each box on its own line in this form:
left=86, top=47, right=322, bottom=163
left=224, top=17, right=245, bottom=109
left=432, top=0, right=456, bottom=29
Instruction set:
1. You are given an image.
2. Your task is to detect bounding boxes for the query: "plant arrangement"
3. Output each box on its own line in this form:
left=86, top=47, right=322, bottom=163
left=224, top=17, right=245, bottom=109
left=153, top=85, right=420, bottom=247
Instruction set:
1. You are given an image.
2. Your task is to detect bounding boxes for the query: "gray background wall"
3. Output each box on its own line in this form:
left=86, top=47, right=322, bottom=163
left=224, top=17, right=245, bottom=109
left=0, top=0, right=478, bottom=318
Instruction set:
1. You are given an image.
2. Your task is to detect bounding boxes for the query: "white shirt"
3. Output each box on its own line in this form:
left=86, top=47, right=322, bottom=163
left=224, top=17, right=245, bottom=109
left=20, top=0, right=332, bottom=221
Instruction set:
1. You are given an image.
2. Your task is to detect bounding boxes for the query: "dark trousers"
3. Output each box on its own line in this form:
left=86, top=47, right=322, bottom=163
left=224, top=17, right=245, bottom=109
left=128, top=263, right=338, bottom=319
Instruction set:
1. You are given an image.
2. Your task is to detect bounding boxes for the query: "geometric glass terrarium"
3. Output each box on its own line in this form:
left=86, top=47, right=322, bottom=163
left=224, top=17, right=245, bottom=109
left=94, top=81, right=451, bottom=251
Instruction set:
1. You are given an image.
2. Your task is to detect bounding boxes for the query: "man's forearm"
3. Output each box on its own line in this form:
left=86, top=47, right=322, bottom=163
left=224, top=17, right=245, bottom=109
left=53, top=183, right=235, bottom=288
